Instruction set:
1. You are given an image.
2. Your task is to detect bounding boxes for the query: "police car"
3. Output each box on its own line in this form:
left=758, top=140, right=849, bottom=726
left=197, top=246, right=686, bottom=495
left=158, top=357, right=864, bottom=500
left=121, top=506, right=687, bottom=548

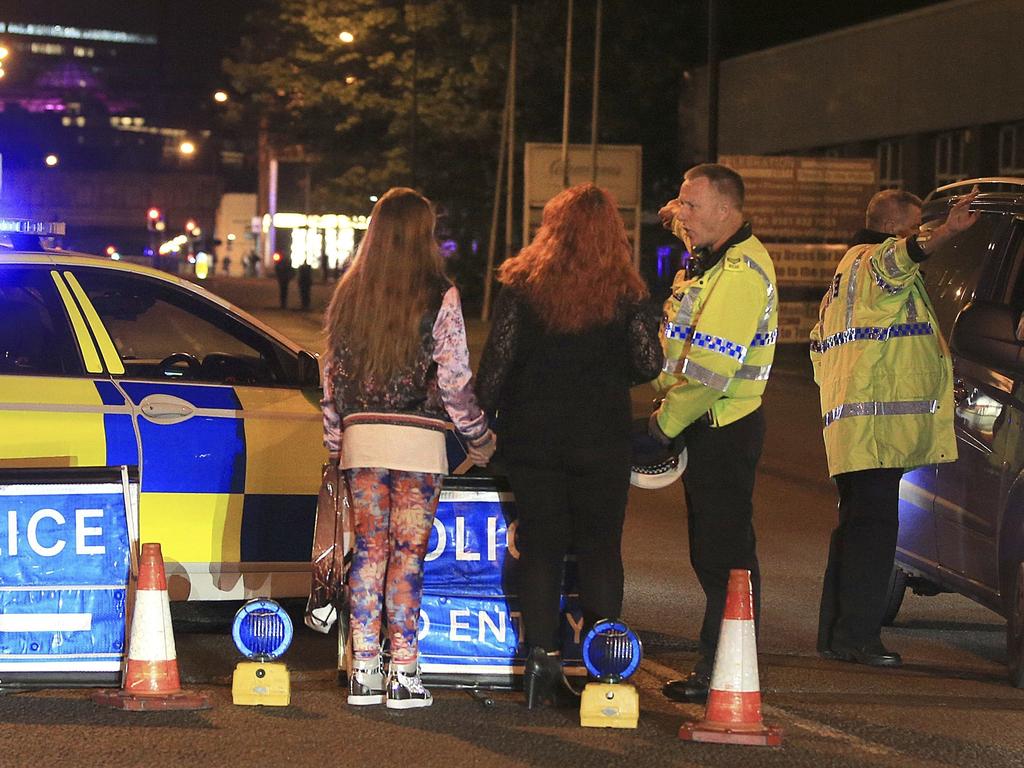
left=0, top=218, right=324, bottom=602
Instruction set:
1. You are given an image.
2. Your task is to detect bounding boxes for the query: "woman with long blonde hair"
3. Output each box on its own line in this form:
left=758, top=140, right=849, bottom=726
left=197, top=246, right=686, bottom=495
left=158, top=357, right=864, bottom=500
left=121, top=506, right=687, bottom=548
left=476, top=183, right=663, bottom=708
left=322, top=187, right=495, bottom=709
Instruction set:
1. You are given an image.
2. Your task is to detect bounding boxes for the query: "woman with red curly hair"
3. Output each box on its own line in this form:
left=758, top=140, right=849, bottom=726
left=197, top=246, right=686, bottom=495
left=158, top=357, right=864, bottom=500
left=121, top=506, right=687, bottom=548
left=477, top=183, right=663, bottom=708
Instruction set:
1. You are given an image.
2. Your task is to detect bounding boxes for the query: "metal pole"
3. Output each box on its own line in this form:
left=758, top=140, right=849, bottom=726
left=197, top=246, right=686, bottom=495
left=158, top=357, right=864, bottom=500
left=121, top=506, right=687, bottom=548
left=706, top=0, right=719, bottom=162
left=504, top=7, right=518, bottom=265
left=481, top=7, right=517, bottom=322
left=560, top=0, right=574, bottom=189
left=410, top=2, right=419, bottom=187
left=590, top=0, right=602, bottom=183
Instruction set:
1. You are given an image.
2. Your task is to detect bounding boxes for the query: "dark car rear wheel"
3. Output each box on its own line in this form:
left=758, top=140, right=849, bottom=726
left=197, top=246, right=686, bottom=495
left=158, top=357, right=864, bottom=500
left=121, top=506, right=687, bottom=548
left=881, top=565, right=908, bottom=627
left=1008, top=560, right=1024, bottom=688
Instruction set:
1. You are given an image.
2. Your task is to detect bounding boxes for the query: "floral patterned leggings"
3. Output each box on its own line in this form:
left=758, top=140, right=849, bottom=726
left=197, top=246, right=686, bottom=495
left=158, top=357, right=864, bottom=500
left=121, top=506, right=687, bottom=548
left=345, top=467, right=442, bottom=666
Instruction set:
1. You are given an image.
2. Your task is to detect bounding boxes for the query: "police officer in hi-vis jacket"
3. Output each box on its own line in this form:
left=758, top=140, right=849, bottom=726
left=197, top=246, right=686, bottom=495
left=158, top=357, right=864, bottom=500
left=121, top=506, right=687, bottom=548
left=650, top=163, right=778, bottom=703
left=811, top=188, right=979, bottom=668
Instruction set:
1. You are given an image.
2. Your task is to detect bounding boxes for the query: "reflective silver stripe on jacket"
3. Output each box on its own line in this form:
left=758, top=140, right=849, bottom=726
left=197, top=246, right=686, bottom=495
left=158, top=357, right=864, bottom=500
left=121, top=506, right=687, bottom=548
left=882, top=242, right=901, bottom=279
left=670, top=357, right=731, bottom=392
left=671, top=283, right=702, bottom=327
left=663, top=356, right=771, bottom=382
left=845, top=255, right=862, bottom=328
left=744, top=256, right=776, bottom=333
left=823, top=399, right=938, bottom=428
left=905, top=294, right=918, bottom=323
left=810, top=321, right=934, bottom=354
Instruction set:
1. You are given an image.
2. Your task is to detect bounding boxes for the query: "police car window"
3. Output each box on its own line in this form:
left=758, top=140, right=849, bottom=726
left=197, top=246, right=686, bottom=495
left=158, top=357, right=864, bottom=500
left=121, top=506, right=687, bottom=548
left=72, top=269, right=289, bottom=386
left=0, top=267, right=83, bottom=376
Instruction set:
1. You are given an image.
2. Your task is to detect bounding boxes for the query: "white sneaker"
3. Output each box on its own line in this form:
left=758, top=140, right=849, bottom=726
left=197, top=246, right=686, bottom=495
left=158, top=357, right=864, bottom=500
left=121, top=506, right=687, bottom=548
left=385, top=664, right=432, bottom=710
left=347, top=658, right=385, bottom=706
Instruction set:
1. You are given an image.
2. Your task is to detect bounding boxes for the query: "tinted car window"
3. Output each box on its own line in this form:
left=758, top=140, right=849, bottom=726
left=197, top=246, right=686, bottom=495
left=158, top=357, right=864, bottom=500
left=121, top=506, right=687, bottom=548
left=0, top=267, right=83, bottom=376
left=74, top=268, right=292, bottom=386
left=923, top=213, right=1004, bottom=335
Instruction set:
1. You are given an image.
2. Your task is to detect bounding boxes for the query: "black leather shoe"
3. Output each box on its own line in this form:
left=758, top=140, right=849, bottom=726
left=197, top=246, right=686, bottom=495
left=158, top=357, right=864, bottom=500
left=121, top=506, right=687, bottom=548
left=827, top=642, right=902, bottom=668
left=662, top=670, right=711, bottom=703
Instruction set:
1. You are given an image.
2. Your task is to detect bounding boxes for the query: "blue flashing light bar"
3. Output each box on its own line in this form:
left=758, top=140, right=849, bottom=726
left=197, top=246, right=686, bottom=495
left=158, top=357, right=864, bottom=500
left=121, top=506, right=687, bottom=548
left=0, top=218, right=66, bottom=236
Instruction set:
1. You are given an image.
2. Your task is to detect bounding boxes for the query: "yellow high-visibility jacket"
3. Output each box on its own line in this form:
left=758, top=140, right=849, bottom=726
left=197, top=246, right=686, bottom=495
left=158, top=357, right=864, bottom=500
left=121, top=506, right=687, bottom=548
left=655, top=224, right=778, bottom=436
left=809, top=235, right=956, bottom=477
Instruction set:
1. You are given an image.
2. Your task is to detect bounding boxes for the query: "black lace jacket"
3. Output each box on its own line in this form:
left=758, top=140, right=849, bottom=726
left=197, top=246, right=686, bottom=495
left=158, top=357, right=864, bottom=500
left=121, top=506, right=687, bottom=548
left=476, top=286, right=663, bottom=460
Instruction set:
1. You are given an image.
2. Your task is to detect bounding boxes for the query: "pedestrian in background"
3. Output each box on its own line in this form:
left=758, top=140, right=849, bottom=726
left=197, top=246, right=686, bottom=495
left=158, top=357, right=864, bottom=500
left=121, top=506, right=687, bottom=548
left=476, top=183, right=662, bottom=709
left=651, top=163, right=778, bottom=704
left=274, top=255, right=294, bottom=309
left=298, top=261, right=313, bottom=310
left=812, top=188, right=979, bottom=667
left=321, top=187, right=495, bottom=710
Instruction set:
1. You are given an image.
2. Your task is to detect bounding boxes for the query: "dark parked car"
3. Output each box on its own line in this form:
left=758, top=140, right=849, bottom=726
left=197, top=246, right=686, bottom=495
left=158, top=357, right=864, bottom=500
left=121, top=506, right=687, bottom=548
left=890, top=177, right=1024, bottom=685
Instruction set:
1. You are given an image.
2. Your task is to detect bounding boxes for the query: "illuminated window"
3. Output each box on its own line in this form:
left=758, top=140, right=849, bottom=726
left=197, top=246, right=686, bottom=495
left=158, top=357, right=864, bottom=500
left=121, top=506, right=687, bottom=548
left=935, top=130, right=968, bottom=187
left=998, top=123, right=1024, bottom=176
left=30, top=42, right=63, bottom=55
left=877, top=140, right=903, bottom=190
left=76, top=116, right=85, bottom=127
left=72, top=46, right=94, bottom=58
left=61, top=116, right=72, bottom=126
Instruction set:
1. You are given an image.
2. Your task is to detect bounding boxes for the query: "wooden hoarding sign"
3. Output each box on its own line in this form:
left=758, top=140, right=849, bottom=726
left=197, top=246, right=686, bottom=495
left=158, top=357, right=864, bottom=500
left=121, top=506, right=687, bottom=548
left=720, top=155, right=877, bottom=242
left=770, top=243, right=848, bottom=288
left=523, top=143, right=642, bottom=262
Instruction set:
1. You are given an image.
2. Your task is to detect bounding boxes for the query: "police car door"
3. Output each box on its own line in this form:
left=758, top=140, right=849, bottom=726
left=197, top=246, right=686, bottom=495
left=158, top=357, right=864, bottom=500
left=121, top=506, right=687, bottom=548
left=67, top=266, right=322, bottom=601
left=0, top=261, right=138, bottom=473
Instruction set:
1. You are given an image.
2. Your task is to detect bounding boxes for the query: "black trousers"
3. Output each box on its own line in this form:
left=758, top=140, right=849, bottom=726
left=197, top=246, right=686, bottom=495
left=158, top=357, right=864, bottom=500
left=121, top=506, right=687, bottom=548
left=682, top=408, right=765, bottom=672
left=507, top=455, right=631, bottom=651
left=817, top=467, right=903, bottom=651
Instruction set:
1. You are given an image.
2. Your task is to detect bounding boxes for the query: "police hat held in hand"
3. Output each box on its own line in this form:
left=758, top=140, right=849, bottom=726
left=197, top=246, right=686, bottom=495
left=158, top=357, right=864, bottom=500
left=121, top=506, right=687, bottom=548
left=630, top=417, right=687, bottom=489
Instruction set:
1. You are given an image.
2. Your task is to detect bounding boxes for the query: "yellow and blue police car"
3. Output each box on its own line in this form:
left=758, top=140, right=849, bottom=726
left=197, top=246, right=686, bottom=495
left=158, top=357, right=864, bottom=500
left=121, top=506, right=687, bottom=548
left=0, top=219, right=324, bottom=601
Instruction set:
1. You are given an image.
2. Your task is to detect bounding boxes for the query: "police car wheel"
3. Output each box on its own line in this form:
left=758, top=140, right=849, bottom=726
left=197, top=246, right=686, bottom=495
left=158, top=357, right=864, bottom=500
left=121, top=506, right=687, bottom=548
left=1007, top=560, right=1024, bottom=688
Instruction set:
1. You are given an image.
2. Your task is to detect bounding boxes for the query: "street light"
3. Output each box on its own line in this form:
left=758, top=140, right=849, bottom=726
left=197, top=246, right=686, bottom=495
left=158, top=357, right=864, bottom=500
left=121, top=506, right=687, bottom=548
left=0, top=45, right=9, bottom=59
left=213, top=90, right=229, bottom=103
left=338, top=31, right=354, bottom=43
left=179, top=140, right=196, bottom=156
left=44, top=154, right=59, bottom=167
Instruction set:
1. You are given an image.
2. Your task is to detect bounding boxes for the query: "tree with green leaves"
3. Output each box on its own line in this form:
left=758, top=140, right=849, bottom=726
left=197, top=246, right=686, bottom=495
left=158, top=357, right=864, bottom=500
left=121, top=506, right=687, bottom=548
left=224, top=0, right=510, bottom=216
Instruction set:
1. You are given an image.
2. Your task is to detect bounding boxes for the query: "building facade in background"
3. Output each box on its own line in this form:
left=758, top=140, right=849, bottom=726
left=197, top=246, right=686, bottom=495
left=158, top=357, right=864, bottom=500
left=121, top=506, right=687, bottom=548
left=681, top=0, right=1024, bottom=196
left=0, top=19, right=233, bottom=257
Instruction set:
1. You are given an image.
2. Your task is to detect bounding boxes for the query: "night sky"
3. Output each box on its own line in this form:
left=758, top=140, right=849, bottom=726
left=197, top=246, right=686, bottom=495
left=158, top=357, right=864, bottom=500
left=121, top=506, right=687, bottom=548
left=0, top=0, right=950, bottom=110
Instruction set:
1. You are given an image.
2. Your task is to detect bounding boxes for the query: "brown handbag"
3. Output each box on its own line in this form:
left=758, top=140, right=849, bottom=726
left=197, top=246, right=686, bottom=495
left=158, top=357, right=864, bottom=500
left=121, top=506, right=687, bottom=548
left=304, top=461, right=353, bottom=634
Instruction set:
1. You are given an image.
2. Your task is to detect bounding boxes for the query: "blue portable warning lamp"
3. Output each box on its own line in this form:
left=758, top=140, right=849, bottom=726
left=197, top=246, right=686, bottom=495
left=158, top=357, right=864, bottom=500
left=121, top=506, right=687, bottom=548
left=231, top=598, right=294, bottom=706
left=579, top=620, right=643, bottom=729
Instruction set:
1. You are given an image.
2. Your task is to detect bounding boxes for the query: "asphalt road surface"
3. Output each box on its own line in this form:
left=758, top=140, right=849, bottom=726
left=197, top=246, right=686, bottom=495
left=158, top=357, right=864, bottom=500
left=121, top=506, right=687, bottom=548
left=2, top=276, right=1022, bottom=767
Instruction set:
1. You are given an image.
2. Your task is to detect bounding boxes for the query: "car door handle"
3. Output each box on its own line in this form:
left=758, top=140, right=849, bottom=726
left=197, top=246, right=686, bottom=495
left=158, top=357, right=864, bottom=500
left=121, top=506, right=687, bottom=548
left=138, top=394, right=196, bottom=425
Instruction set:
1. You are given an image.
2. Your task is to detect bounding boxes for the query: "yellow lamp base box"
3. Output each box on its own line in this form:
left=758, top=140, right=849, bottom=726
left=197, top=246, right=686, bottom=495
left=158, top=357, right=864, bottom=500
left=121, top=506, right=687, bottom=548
left=580, top=682, right=639, bottom=729
left=232, top=661, right=291, bottom=706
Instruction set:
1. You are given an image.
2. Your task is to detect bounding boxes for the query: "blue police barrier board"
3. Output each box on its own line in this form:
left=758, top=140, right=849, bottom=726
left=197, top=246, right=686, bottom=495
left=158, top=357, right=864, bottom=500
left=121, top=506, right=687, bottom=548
left=0, top=467, right=136, bottom=688
left=416, top=476, right=584, bottom=686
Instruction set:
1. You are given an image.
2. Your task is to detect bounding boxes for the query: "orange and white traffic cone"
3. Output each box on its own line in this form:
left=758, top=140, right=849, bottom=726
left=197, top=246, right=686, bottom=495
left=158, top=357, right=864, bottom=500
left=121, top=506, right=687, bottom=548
left=92, top=543, right=211, bottom=711
left=678, top=568, right=781, bottom=746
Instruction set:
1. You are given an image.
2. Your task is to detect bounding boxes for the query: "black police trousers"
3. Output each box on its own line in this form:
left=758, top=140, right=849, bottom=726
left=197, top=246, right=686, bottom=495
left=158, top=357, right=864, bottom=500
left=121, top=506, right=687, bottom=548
left=682, top=408, right=765, bottom=673
left=817, top=467, right=904, bottom=652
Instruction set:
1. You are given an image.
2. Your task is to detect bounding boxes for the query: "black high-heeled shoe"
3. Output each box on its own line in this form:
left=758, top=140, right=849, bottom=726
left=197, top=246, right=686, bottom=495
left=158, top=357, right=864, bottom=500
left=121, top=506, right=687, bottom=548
left=523, top=647, right=580, bottom=709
